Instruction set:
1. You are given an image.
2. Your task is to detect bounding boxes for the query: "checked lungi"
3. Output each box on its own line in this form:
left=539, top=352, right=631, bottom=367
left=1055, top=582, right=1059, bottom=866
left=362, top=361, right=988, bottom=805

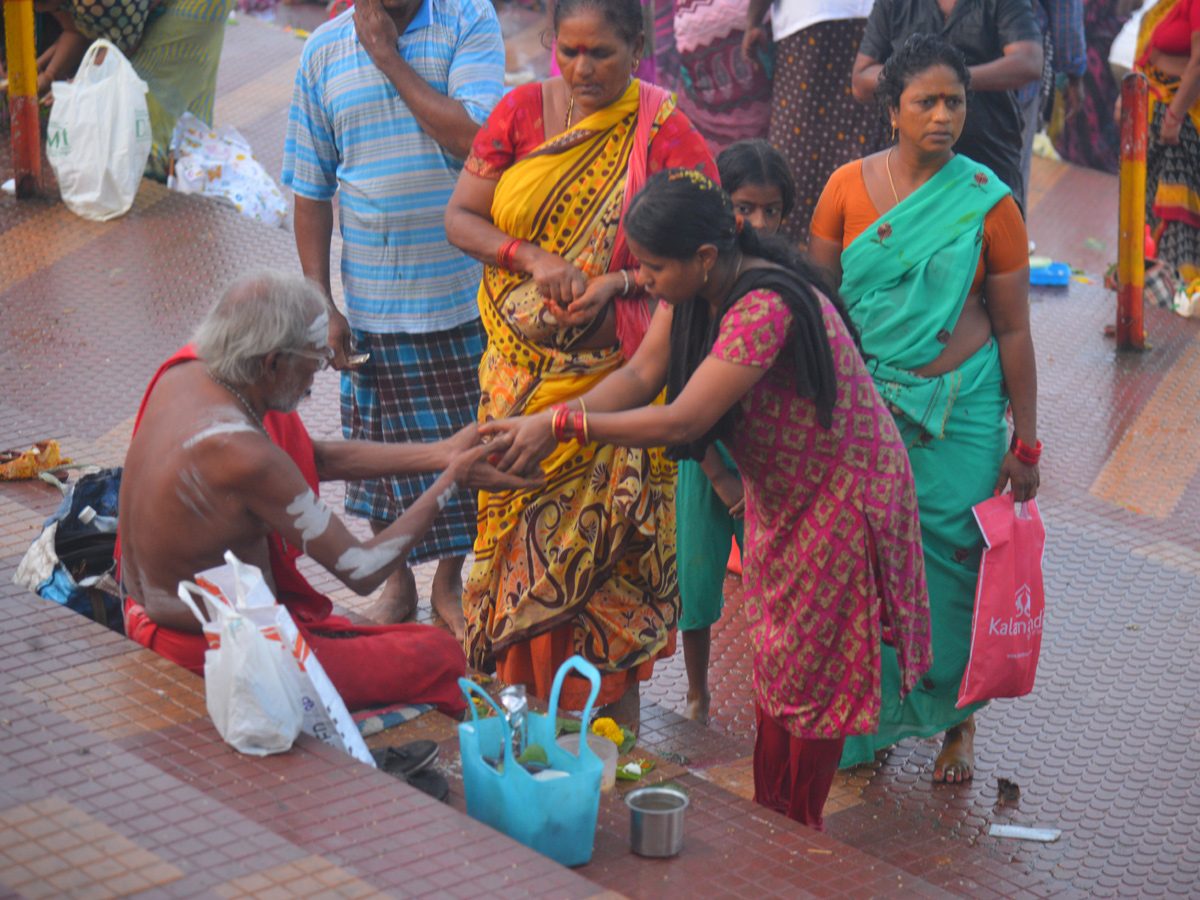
left=341, top=319, right=486, bottom=563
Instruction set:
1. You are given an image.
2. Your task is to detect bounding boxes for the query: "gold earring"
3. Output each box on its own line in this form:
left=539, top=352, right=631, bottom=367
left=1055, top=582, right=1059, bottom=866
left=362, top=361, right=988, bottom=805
left=891, top=122, right=897, bottom=141
left=703, top=268, right=709, bottom=285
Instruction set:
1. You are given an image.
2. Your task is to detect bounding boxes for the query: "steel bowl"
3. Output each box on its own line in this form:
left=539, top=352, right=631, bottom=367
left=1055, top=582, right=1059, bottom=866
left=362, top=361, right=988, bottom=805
left=625, top=785, right=688, bottom=857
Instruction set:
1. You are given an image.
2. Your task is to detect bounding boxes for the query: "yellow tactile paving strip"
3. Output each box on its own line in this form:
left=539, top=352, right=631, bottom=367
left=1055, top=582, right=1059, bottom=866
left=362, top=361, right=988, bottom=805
left=0, top=186, right=169, bottom=295
left=1089, top=336, right=1200, bottom=518
left=13, top=648, right=207, bottom=741
left=213, top=855, right=393, bottom=900
left=0, top=796, right=184, bottom=899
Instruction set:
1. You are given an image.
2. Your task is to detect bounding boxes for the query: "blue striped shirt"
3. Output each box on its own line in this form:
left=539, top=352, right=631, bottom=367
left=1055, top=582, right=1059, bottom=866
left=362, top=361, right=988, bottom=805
left=283, top=0, right=503, bottom=334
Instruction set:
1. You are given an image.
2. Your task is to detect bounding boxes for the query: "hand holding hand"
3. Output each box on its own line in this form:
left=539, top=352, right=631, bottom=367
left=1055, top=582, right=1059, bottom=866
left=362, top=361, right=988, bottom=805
left=994, top=452, right=1039, bottom=503
left=547, top=271, right=622, bottom=327
left=478, top=412, right=558, bottom=476
left=354, top=0, right=400, bottom=69
left=448, top=433, right=547, bottom=492
left=529, top=251, right=587, bottom=312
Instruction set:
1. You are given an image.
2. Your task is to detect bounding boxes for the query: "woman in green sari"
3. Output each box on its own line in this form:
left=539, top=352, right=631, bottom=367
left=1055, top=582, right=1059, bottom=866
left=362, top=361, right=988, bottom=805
left=809, top=34, right=1041, bottom=783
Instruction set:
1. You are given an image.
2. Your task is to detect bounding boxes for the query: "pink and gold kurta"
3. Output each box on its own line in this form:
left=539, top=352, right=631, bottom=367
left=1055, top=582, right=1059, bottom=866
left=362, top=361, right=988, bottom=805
left=712, top=289, right=932, bottom=740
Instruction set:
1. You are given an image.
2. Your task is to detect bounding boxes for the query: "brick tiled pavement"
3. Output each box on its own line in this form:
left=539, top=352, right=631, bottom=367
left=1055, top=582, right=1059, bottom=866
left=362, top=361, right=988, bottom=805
left=2, top=8, right=1199, bottom=899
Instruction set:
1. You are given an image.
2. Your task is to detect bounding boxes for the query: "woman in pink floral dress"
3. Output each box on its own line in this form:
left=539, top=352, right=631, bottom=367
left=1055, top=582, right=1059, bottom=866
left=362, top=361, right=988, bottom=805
left=485, top=170, right=932, bottom=829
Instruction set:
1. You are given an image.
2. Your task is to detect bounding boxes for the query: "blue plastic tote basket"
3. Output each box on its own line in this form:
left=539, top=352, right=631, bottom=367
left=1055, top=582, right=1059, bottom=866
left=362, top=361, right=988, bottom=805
left=457, top=656, right=603, bottom=866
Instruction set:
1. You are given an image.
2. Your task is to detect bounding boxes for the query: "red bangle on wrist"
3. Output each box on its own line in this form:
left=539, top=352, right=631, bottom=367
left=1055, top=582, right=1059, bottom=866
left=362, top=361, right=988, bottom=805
left=496, top=238, right=523, bottom=271
left=1010, top=435, right=1042, bottom=466
left=551, top=404, right=570, bottom=442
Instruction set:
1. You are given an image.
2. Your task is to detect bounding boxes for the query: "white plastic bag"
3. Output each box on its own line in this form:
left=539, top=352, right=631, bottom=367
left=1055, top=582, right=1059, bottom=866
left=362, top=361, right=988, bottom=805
left=168, top=112, right=287, bottom=227
left=193, top=552, right=375, bottom=765
left=46, top=39, right=151, bottom=221
left=177, top=580, right=304, bottom=756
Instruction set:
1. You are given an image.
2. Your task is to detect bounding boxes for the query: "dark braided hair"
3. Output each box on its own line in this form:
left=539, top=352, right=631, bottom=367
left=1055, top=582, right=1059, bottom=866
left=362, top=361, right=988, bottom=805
left=624, top=169, right=862, bottom=461
left=716, top=139, right=796, bottom=223
left=876, top=33, right=971, bottom=130
left=552, top=0, right=645, bottom=48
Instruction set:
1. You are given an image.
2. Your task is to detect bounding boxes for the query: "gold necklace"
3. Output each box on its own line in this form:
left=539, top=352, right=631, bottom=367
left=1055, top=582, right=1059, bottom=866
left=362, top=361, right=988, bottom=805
left=885, top=147, right=900, bottom=206
left=564, top=96, right=574, bottom=130
left=207, top=370, right=268, bottom=435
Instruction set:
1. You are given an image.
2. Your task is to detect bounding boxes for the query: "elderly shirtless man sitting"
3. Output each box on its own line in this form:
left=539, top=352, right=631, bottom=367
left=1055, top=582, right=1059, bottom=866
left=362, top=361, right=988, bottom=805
left=118, top=271, right=537, bottom=714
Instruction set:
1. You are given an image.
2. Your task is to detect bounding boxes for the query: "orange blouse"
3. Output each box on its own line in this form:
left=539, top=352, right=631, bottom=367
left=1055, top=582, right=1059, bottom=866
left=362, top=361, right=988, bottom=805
left=810, top=159, right=1029, bottom=294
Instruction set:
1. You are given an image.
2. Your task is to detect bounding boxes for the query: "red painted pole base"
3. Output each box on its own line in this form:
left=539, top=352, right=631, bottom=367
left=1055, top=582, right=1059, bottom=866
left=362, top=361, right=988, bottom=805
left=8, top=94, right=44, bottom=198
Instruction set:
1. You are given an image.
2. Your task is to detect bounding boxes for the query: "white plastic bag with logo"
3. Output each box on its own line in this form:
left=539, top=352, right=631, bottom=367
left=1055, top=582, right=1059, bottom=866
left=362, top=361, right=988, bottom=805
left=46, top=39, right=152, bottom=221
left=190, top=551, right=374, bottom=765
left=177, top=580, right=304, bottom=756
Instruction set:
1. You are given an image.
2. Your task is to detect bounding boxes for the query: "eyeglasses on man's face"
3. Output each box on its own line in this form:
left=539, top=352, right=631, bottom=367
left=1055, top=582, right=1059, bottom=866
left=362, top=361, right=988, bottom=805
left=289, top=346, right=335, bottom=371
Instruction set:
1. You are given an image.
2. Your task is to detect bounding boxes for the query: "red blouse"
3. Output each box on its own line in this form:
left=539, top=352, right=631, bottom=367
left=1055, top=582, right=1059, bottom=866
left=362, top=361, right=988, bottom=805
left=465, top=82, right=717, bottom=181
left=1152, top=0, right=1200, bottom=57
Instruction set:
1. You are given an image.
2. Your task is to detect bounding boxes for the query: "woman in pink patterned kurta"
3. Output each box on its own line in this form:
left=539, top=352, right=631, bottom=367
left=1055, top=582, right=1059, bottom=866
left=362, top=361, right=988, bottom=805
left=485, top=170, right=932, bottom=830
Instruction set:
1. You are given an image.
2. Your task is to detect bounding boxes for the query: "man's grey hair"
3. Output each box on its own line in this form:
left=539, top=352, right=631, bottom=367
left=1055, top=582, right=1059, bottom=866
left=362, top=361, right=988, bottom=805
left=193, top=270, right=329, bottom=384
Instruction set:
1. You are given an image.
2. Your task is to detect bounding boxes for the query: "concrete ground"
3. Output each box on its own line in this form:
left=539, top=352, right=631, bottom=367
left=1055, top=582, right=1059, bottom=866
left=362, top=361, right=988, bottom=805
left=2, top=6, right=1198, bottom=899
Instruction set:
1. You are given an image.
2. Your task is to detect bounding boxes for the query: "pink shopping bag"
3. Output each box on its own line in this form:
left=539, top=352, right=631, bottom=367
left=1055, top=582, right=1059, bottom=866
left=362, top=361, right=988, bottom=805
left=957, top=495, right=1047, bottom=708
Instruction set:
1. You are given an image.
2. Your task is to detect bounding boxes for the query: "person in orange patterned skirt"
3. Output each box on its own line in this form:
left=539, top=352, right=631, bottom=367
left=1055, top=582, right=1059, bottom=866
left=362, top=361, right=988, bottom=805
left=444, top=0, right=716, bottom=731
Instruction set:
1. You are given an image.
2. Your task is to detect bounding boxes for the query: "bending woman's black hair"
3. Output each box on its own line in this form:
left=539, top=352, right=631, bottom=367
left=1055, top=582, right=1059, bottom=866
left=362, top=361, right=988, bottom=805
left=876, top=33, right=971, bottom=129
left=716, top=140, right=797, bottom=222
left=553, top=0, right=645, bottom=47
left=624, top=169, right=862, bottom=461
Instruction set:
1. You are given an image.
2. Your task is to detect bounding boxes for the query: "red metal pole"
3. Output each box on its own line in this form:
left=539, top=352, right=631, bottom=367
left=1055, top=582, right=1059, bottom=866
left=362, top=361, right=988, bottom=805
left=1117, top=72, right=1148, bottom=351
left=4, top=0, right=44, bottom=197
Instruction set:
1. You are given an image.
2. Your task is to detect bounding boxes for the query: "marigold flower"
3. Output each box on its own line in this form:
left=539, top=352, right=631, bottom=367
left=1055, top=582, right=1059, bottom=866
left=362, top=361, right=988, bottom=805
left=591, top=716, right=624, bottom=746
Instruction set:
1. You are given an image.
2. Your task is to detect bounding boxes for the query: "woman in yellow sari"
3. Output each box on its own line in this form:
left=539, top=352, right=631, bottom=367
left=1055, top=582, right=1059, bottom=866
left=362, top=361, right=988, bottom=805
left=1135, top=0, right=1200, bottom=283
left=445, top=0, right=715, bottom=728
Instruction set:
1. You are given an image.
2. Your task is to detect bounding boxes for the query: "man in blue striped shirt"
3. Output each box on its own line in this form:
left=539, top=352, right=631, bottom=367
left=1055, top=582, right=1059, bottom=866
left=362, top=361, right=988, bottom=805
left=283, top=0, right=503, bottom=638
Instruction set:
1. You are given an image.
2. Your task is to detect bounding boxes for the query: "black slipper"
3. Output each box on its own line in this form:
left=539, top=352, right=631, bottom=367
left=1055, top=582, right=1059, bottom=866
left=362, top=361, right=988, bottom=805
left=404, top=768, right=450, bottom=802
left=371, top=740, right=438, bottom=778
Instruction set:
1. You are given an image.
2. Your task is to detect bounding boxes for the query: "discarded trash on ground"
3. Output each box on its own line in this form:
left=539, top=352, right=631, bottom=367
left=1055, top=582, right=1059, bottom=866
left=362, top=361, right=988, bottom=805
left=168, top=113, right=288, bottom=228
left=0, top=440, right=72, bottom=480
left=1029, top=259, right=1070, bottom=286
left=997, top=777, right=1021, bottom=803
left=989, top=824, right=1062, bottom=842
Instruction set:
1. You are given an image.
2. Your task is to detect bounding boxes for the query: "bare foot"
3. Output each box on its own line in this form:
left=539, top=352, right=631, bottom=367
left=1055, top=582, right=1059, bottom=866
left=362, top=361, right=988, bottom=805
left=683, top=688, right=710, bottom=725
left=367, top=565, right=417, bottom=624
left=934, top=714, right=976, bottom=783
left=430, top=556, right=466, bottom=642
left=598, top=682, right=640, bottom=736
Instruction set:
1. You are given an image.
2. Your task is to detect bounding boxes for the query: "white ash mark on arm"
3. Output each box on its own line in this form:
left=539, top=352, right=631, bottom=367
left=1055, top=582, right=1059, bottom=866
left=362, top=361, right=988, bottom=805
left=285, top=488, right=332, bottom=554
left=183, top=420, right=260, bottom=449
left=335, top=535, right=413, bottom=581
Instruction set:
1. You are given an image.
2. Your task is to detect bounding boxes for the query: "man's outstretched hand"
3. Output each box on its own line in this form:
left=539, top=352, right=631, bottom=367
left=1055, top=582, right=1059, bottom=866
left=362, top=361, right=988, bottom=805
left=445, top=425, right=546, bottom=492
